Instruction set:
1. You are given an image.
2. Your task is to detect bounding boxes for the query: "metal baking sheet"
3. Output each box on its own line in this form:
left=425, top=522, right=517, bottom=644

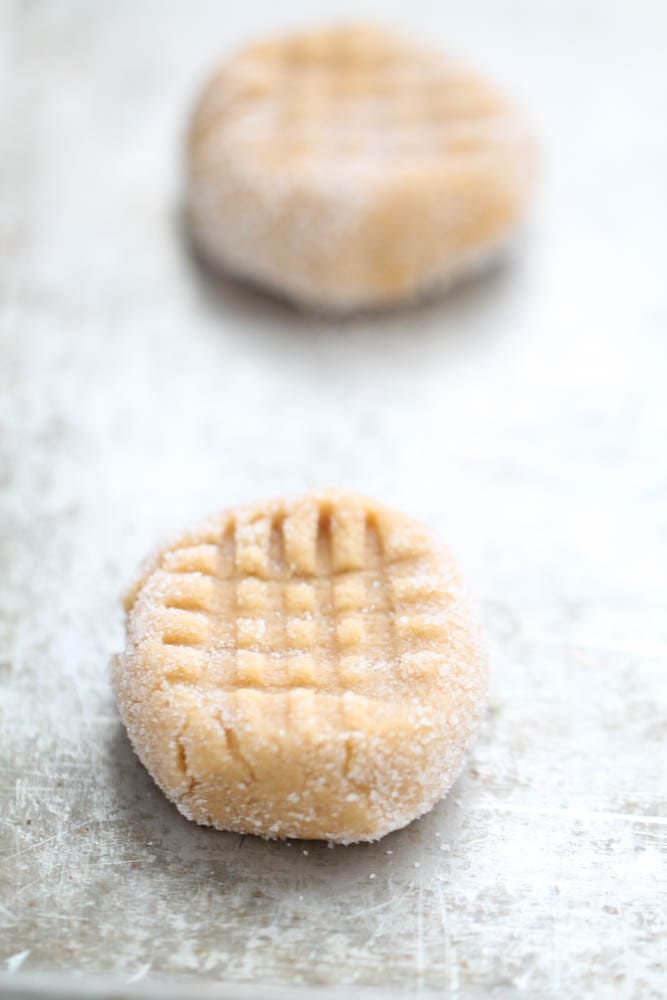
left=1, top=1, right=666, bottom=997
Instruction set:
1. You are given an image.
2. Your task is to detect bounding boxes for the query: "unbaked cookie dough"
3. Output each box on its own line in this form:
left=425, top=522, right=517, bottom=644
left=113, top=491, right=487, bottom=843
left=186, top=23, right=537, bottom=311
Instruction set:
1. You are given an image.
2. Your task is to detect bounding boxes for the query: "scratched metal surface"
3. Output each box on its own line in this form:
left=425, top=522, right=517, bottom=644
left=1, top=1, right=666, bottom=998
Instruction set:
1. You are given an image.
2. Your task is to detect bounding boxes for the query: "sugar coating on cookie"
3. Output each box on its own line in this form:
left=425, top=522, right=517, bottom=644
left=113, top=491, right=487, bottom=843
left=186, top=23, right=537, bottom=311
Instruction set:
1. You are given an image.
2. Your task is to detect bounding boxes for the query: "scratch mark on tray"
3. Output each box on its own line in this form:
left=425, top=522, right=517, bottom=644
left=127, top=962, right=151, bottom=983
left=353, top=893, right=402, bottom=950
left=29, top=912, right=96, bottom=924
left=471, top=802, right=667, bottom=826
left=348, top=895, right=398, bottom=922
left=7, top=875, right=58, bottom=907
left=5, top=950, right=29, bottom=974
left=83, top=858, right=145, bottom=868
left=2, top=820, right=93, bottom=863
left=435, top=879, right=459, bottom=999
left=416, top=861, right=425, bottom=991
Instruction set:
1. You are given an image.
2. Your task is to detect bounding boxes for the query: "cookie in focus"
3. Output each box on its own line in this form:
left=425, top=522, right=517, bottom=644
left=113, top=490, right=487, bottom=843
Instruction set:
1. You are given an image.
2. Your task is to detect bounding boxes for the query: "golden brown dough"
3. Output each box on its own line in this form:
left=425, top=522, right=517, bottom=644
left=113, top=490, right=487, bottom=842
left=186, top=23, right=537, bottom=310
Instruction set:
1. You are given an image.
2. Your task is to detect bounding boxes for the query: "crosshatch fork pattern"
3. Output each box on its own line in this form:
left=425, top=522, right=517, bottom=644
left=198, top=26, right=514, bottom=164
left=140, top=498, right=453, bottom=698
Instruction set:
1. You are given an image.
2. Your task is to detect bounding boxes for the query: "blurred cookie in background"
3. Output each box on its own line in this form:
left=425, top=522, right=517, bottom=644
left=185, top=23, right=537, bottom=312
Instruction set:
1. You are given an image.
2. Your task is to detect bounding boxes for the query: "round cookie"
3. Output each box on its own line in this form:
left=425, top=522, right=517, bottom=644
left=186, top=23, right=537, bottom=311
left=113, top=491, right=487, bottom=843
